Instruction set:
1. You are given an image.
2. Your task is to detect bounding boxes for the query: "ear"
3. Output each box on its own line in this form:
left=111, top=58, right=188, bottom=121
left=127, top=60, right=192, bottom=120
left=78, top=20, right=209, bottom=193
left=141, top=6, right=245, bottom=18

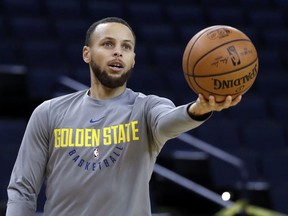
left=132, top=53, right=136, bottom=68
left=82, top=46, right=90, bottom=63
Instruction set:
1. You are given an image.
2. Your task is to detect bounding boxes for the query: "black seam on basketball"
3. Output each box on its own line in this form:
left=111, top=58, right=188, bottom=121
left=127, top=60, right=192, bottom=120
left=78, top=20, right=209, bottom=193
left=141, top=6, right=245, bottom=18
left=185, top=26, right=220, bottom=88
left=188, top=37, right=251, bottom=77
left=185, top=57, right=258, bottom=78
left=190, top=38, right=253, bottom=78
left=192, top=59, right=257, bottom=96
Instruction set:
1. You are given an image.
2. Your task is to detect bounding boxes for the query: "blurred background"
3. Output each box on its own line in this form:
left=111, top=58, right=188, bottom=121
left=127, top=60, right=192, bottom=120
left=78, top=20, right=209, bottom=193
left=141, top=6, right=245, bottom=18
left=0, top=0, right=288, bottom=215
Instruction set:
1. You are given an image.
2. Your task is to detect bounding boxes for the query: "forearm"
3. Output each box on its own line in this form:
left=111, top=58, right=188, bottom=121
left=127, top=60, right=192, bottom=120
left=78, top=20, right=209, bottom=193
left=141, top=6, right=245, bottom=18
left=7, top=155, right=43, bottom=216
left=7, top=103, right=49, bottom=215
left=156, top=103, right=211, bottom=140
left=6, top=194, right=36, bottom=216
left=187, top=102, right=212, bottom=121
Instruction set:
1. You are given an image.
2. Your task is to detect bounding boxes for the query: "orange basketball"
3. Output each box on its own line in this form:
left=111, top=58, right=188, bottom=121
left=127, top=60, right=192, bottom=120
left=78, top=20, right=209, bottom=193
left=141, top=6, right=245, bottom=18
left=182, top=25, right=259, bottom=102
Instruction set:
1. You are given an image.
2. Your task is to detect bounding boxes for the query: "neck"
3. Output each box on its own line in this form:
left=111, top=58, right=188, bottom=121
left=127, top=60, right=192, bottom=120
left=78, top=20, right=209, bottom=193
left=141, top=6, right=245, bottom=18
left=89, top=84, right=126, bottom=100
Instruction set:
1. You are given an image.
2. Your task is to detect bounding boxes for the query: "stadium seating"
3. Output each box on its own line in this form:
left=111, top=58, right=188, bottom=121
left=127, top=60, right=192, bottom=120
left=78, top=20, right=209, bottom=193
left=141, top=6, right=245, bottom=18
left=0, top=0, right=287, bottom=214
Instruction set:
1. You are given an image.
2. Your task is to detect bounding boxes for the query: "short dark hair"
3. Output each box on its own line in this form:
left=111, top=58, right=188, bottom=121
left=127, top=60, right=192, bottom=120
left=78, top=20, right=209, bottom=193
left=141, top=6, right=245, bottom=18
left=85, top=17, right=136, bottom=46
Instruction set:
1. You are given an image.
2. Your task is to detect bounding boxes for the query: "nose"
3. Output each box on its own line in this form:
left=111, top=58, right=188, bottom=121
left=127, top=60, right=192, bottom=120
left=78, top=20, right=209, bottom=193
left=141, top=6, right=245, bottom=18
left=113, top=46, right=123, bottom=57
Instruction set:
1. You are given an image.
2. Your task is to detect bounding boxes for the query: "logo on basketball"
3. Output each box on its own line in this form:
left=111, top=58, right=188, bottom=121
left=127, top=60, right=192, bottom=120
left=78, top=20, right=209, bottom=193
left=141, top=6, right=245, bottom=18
left=227, top=46, right=241, bottom=66
left=207, top=28, right=231, bottom=40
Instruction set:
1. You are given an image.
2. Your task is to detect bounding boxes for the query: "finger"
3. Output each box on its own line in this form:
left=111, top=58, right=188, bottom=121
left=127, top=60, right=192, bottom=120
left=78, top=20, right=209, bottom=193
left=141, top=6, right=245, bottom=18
left=222, top=96, right=233, bottom=109
left=198, top=94, right=207, bottom=103
left=231, top=95, right=242, bottom=106
left=208, top=95, right=216, bottom=106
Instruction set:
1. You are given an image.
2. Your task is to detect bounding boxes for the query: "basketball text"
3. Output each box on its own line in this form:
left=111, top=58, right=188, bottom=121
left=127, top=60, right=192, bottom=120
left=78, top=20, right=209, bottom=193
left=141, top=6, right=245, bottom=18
left=213, top=63, right=258, bottom=90
left=54, top=121, right=139, bottom=148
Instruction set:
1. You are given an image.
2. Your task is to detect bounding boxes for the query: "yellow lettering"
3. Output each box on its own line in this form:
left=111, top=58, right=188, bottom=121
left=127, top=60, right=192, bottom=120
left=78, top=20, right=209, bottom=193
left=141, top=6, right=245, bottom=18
left=92, top=129, right=100, bottom=146
left=75, top=129, right=84, bottom=147
left=68, top=128, right=74, bottom=147
left=131, top=121, right=139, bottom=141
left=54, top=129, right=61, bottom=148
left=111, top=125, right=119, bottom=144
left=103, top=127, right=112, bottom=145
left=125, top=123, right=131, bottom=142
left=85, top=128, right=92, bottom=147
left=118, top=124, right=126, bottom=143
left=61, top=128, right=70, bottom=147
left=53, top=120, right=140, bottom=149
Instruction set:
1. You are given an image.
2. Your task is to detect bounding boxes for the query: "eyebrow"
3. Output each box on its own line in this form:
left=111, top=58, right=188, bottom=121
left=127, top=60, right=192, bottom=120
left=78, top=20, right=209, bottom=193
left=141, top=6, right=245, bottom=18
left=102, top=37, right=135, bottom=45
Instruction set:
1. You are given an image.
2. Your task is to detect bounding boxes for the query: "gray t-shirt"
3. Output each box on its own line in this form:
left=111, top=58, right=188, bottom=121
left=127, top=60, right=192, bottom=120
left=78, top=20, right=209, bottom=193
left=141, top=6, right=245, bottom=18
left=7, top=88, right=207, bottom=216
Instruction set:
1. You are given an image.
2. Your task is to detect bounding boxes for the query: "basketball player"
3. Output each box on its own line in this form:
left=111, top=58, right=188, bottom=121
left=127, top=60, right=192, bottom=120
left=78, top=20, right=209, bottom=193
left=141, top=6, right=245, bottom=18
left=6, top=17, right=241, bottom=216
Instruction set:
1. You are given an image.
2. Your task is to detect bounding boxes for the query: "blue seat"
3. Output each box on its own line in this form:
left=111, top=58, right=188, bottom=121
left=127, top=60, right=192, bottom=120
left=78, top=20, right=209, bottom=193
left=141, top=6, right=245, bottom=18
left=72, top=66, right=90, bottom=86
left=63, top=42, right=86, bottom=68
left=85, top=2, right=123, bottom=20
left=260, top=153, right=288, bottom=187
left=138, top=24, right=175, bottom=45
left=225, top=94, right=268, bottom=124
left=128, top=67, right=169, bottom=96
left=274, top=0, right=288, bottom=9
left=0, top=16, right=7, bottom=40
left=257, top=49, right=283, bottom=72
left=194, top=119, right=242, bottom=152
left=270, top=97, right=288, bottom=126
left=201, top=0, right=239, bottom=8
left=0, top=118, right=26, bottom=141
left=165, top=5, right=205, bottom=25
left=54, top=18, right=90, bottom=44
left=44, top=0, right=83, bottom=19
left=2, top=0, right=42, bottom=16
left=10, top=17, right=52, bottom=41
left=165, top=68, right=196, bottom=105
left=152, top=45, right=183, bottom=69
left=254, top=73, right=288, bottom=97
left=0, top=118, right=27, bottom=203
left=134, top=43, right=151, bottom=68
left=21, top=40, right=63, bottom=67
left=239, top=0, right=272, bottom=9
left=208, top=8, right=245, bottom=26
left=270, top=184, right=288, bottom=213
left=209, top=151, right=259, bottom=189
left=263, top=29, right=288, bottom=50
left=126, top=3, right=163, bottom=25
left=27, top=66, right=67, bottom=99
left=0, top=118, right=27, bottom=159
left=242, top=121, right=286, bottom=154
left=0, top=41, right=18, bottom=64
left=178, top=24, right=207, bottom=44
left=239, top=26, right=260, bottom=48
left=249, top=10, right=285, bottom=29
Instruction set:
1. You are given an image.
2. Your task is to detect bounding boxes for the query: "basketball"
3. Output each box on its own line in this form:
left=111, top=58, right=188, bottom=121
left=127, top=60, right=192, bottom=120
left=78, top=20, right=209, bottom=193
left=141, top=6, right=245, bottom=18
left=182, top=25, right=259, bottom=102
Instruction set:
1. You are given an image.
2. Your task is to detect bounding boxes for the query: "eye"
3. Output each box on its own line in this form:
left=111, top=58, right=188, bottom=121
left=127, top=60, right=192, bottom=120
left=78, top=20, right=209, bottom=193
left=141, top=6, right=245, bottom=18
left=122, top=44, right=132, bottom=51
left=103, top=42, right=113, bottom=48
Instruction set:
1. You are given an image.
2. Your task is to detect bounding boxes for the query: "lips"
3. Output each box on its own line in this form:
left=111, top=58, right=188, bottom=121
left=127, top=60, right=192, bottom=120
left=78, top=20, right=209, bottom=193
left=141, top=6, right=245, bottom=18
left=108, top=59, right=125, bottom=71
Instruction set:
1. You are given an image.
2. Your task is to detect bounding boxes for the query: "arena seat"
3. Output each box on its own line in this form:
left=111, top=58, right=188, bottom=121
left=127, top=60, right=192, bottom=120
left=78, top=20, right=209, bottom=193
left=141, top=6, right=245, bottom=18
left=85, top=2, right=123, bottom=21
left=249, top=10, right=285, bottom=29
left=242, top=120, right=286, bottom=154
left=2, top=0, right=43, bottom=16
left=165, top=5, right=205, bottom=26
left=207, top=8, right=245, bottom=26
left=44, top=0, right=83, bottom=19
left=10, top=17, right=53, bottom=41
left=21, top=40, right=63, bottom=67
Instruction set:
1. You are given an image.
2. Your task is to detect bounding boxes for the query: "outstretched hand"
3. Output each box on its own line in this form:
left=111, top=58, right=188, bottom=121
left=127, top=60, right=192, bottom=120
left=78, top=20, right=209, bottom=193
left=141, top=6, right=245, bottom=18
left=188, top=94, right=242, bottom=117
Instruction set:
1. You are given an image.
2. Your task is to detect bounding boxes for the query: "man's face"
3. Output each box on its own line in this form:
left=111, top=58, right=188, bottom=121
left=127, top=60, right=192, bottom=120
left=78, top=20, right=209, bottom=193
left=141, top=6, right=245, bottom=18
left=83, top=22, right=136, bottom=88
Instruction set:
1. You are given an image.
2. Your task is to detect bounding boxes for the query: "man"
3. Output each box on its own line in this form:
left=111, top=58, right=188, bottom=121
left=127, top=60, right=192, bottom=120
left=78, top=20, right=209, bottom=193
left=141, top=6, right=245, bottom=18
left=7, top=17, right=241, bottom=216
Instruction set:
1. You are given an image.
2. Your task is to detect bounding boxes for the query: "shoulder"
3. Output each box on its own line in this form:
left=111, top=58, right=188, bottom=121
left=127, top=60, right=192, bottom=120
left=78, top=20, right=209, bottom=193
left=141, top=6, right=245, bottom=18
left=127, top=89, right=175, bottom=110
left=34, top=90, right=87, bottom=114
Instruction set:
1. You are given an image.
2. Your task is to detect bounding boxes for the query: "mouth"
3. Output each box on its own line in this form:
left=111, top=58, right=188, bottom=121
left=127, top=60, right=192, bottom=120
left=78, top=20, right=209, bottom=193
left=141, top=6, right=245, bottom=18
left=108, top=60, right=125, bottom=72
